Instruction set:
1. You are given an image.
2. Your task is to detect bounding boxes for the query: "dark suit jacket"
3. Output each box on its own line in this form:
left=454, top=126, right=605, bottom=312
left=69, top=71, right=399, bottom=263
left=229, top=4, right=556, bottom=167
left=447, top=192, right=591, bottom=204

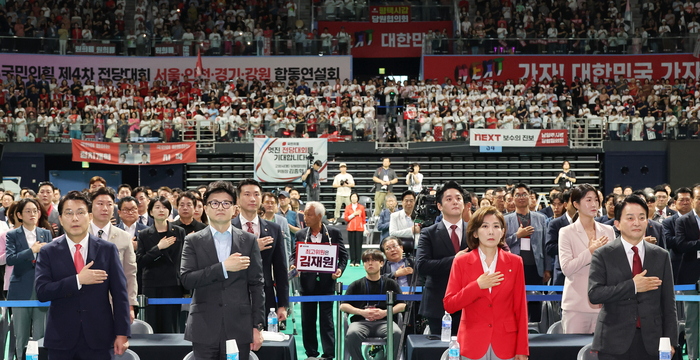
left=180, top=226, right=265, bottom=346
left=539, top=206, right=554, bottom=219
left=137, top=214, right=155, bottom=227
left=595, top=214, right=612, bottom=223
left=35, top=234, right=131, bottom=350
left=415, top=220, right=468, bottom=319
left=5, top=226, right=52, bottom=300
left=291, top=225, right=349, bottom=295
left=380, top=255, right=420, bottom=286
left=0, top=207, right=5, bottom=222
left=232, top=217, right=289, bottom=309
left=647, top=220, right=666, bottom=249
left=588, top=238, right=677, bottom=355
left=675, top=211, right=700, bottom=285
left=47, top=206, right=63, bottom=236
left=545, top=215, right=570, bottom=286
left=662, top=213, right=682, bottom=283
left=377, top=208, right=395, bottom=241
left=136, top=222, right=186, bottom=288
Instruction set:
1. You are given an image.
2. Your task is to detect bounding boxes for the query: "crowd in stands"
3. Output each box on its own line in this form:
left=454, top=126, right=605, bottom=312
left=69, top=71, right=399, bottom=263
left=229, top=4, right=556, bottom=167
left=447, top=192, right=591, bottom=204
left=2, top=73, right=700, bottom=143
left=452, top=0, right=700, bottom=55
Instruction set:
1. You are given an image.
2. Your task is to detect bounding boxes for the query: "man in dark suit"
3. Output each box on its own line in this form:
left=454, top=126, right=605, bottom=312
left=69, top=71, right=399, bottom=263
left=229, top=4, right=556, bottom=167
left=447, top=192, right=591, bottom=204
left=172, top=191, right=207, bottom=235
left=652, top=185, right=677, bottom=223
left=588, top=195, right=677, bottom=360
left=545, top=190, right=575, bottom=286
left=35, top=190, right=131, bottom=359
left=675, top=185, right=700, bottom=360
left=634, top=191, right=667, bottom=249
left=231, top=179, right=289, bottom=329
left=662, top=187, right=694, bottom=283
left=37, top=181, right=63, bottom=236
left=180, top=181, right=265, bottom=360
left=595, top=193, right=617, bottom=224
left=290, top=201, right=348, bottom=360
left=416, top=181, right=468, bottom=335
left=116, top=195, right=149, bottom=295
left=132, top=187, right=154, bottom=227
left=538, top=187, right=561, bottom=219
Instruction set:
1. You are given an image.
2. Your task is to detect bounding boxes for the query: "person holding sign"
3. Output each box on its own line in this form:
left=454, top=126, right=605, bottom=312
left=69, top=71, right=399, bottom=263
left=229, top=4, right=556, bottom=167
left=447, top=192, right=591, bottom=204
left=289, top=201, right=349, bottom=360
left=554, top=160, right=576, bottom=190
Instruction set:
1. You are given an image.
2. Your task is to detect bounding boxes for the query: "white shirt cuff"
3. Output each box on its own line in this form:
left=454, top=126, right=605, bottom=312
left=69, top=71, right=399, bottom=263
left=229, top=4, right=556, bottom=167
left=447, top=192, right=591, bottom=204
left=76, top=275, right=82, bottom=290
left=222, top=262, right=228, bottom=279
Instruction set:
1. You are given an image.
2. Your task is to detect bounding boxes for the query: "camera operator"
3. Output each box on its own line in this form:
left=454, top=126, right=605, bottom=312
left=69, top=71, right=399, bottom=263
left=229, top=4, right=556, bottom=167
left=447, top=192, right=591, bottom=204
left=331, top=163, right=355, bottom=223
left=372, top=158, right=398, bottom=216
left=301, top=160, right=323, bottom=202
left=405, top=162, right=423, bottom=194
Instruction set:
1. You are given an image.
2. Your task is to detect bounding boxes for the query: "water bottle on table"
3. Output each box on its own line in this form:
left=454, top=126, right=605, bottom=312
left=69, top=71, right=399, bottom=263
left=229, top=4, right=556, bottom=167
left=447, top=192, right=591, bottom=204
left=659, top=337, right=672, bottom=360
left=441, top=311, right=452, bottom=342
left=448, top=336, right=460, bottom=360
left=268, top=308, right=279, bottom=333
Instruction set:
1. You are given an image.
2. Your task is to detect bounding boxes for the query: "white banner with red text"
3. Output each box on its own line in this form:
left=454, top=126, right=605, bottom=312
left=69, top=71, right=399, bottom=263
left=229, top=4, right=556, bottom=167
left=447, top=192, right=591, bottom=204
left=0, top=54, right=351, bottom=84
left=253, top=138, right=328, bottom=183
left=422, top=54, right=700, bottom=84
left=469, top=129, right=568, bottom=147
left=295, top=242, right=338, bottom=273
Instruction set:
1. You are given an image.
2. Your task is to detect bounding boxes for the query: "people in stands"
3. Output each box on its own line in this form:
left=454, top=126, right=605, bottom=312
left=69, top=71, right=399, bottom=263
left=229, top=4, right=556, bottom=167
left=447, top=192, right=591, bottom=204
left=559, top=184, right=615, bottom=334
left=340, top=249, right=405, bottom=360
left=443, top=206, right=529, bottom=360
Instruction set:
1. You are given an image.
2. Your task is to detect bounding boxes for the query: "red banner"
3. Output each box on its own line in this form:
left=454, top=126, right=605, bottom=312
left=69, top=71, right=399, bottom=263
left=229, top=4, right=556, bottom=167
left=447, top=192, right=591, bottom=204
left=74, top=43, right=116, bottom=56
left=317, top=21, right=452, bottom=58
left=370, top=6, right=411, bottom=23
left=72, top=140, right=196, bottom=165
left=422, top=54, right=700, bottom=84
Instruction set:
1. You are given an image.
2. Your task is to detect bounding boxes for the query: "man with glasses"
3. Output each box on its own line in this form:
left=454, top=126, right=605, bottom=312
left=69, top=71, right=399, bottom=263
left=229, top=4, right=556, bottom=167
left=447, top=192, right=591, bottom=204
left=663, top=187, right=694, bottom=283
left=37, top=181, right=62, bottom=236
left=390, top=190, right=421, bottom=254
left=180, top=181, right=265, bottom=360
left=35, top=190, right=131, bottom=359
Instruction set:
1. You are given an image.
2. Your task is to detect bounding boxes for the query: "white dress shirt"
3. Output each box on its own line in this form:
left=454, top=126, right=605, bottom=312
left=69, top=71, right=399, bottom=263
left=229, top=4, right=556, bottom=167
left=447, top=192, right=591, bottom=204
left=22, top=225, right=37, bottom=259
left=90, top=222, right=111, bottom=239
left=67, top=233, right=90, bottom=290
left=123, top=221, right=137, bottom=239
left=478, top=247, right=498, bottom=293
left=239, top=214, right=260, bottom=238
left=621, top=237, right=645, bottom=294
left=310, top=230, right=323, bottom=243
left=442, top=218, right=463, bottom=244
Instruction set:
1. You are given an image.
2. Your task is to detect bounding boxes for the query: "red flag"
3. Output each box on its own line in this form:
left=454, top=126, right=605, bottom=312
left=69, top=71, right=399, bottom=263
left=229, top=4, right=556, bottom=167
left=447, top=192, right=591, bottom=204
left=524, top=77, right=533, bottom=90
left=195, top=47, right=203, bottom=78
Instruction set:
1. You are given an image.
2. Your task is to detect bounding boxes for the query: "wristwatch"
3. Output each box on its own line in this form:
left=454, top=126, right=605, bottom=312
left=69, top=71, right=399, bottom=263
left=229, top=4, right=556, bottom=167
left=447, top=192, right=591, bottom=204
left=256, top=323, right=265, bottom=332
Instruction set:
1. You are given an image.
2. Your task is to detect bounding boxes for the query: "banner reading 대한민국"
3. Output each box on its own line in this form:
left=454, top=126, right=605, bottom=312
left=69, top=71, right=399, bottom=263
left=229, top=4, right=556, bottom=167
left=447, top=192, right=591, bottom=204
left=72, top=140, right=197, bottom=165
left=254, top=138, right=328, bottom=183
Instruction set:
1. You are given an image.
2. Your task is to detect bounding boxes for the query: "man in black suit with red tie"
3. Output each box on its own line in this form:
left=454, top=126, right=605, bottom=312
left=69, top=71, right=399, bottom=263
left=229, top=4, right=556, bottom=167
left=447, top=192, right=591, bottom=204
left=416, top=181, right=468, bottom=335
left=232, top=179, right=289, bottom=328
left=675, top=185, right=700, bottom=360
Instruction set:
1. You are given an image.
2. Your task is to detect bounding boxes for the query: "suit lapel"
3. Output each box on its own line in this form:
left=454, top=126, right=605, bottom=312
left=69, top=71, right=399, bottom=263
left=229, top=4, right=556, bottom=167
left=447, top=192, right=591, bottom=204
left=86, top=234, right=98, bottom=265
left=230, top=227, right=243, bottom=255
left=57, top=237, right=79, bottom=275
left=436, top=221, right=455, bottom=255
left=461, top=221, right=468, bottom=251
left=37, top=229, right=48, bottom=244
left=612, top=238, right=634, bottom=279
left=573, top=221, right=590, bottom=248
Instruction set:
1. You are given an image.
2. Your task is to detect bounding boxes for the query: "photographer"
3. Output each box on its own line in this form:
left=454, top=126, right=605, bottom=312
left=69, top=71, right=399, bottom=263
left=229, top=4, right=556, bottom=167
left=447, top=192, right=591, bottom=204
left=405, top=162, right=423, bottom=194
left=332, top=163, right=355, bottom=223
left=372, top=158, right=399, bottom=216
left=301, top=160, right=323, bottom=202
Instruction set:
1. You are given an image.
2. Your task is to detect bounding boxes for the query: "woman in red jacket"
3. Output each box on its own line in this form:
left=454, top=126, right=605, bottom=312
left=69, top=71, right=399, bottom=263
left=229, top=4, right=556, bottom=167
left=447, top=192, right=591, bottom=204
left=444, top=206, right=529, bottom=360
left=344, top=193, right=366, bottom=267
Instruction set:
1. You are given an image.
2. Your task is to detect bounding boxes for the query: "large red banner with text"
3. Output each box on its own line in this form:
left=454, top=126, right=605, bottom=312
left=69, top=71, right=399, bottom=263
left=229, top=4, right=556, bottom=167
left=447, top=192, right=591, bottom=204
left=72, top=140, right=196, bottom=165
left=422, top=54, right=700, bottom=84
left=317, top=21, right=452, bottom=58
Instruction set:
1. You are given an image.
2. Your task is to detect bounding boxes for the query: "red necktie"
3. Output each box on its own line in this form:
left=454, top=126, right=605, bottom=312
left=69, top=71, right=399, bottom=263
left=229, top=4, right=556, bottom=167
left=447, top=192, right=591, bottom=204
left=246, top=222, right=255, bottom=236
left=632, top=245, right=642, bottom=328
left=74, top=244, right=84, bottom=274
left=450, top=225, right=460, bottom=253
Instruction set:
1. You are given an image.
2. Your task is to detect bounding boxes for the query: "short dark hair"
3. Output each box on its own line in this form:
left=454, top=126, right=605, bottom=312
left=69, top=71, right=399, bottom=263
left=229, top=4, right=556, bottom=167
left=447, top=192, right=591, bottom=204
left=237, top=178, right=262, bottom=197
left=15, top=198, right=43, bottom=224
left=494, top=187, right=507, bottom=195
left=380, top=236, right=403, bottom=253
left=289, top=187, right=299, bottom=195
left=401, top=190, right=415, bottom=200
left=148, top=195, right=172, bottom=217
left=562, top=160, right=570, bottom=167
left=613, top=184, right=622, bottom=190
left=614, top=195, right=649, bottom=221
left=561, top=190, right=572, bottom=203
left=196, top=185, right=208, bottom=191
left=361, top=249, right=385, bottom=263
left=436, top=181, right=465, bottom=205
left=203, top=181, right=237, bottom=205
left=118, top=184, right=133, bottom=193
left=466, top=206, right=507, bottom=250
left=675, top=187, right=693, bottom=199
left=550, top=193, right=563, bottom=204
left=571, top=184, right=598, bottom=205
left=58, top=190, right=91, bottom=215
left=158, top=186, right=173, bottom=194
left=177, top=191, right=199, bottom=207
left=89, top=186, right=116, bottom=203
left=89, top=176, right=106, bottom=187
left=38, top=181, right=55, bottom=191
left=262, top=192, right=278, bottom=204
left=118, top=196, right=139, bottom=210
left=623, top=186, right=633, bottom=192
left=653, top=185, right=668, bottom=195
left=510, top=183, right=531, bottom=196
left=313, top=160, right=322, bottom=167
left=604, top=193, right=616, bottom=204
left=132, top=186, right=149, bottom=198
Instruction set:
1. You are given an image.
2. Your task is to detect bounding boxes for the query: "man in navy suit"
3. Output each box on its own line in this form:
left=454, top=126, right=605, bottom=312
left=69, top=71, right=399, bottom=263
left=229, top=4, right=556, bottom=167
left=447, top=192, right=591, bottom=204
left=231, top=179, right=289, bottom=328
left=595, top=193, right=617, bottom=224
left=662, top=187, right=694, bottom=283
left=35, top=190, right=130, bottom=360
left=132, top=187, right=154, bottom=227
left=416, top=181, right=469, bottom=335
left=116, top=196, right=149, bottom=241
left=675, top=185, right=700, bottom=360
left=545, top=190, right=575, bottom=286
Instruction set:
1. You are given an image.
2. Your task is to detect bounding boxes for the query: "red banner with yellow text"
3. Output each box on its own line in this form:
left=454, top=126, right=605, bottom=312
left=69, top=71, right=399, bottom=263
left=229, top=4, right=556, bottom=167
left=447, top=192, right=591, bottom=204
left=317, top=21, right=452, bottom=58
left=422, top=54, right=700, bottom=84
left=72, top=140, right=197, bottom=165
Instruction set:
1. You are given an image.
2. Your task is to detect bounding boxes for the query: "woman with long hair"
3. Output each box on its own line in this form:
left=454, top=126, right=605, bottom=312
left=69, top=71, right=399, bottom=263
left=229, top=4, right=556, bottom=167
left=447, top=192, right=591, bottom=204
left=444, top=206, right=529, bottom=360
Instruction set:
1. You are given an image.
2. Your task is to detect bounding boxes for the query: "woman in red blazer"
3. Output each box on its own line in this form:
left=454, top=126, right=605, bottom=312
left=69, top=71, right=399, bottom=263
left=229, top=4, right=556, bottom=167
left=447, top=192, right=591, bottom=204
left=444, top=206, right=529, bottom=360
left=344, top=193, right=366, bottom=267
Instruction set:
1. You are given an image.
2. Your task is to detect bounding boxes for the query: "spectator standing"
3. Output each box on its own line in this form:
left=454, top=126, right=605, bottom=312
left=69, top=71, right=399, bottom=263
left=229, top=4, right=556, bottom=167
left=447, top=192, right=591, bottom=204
left=372, top=158, right=398, bottom=216
left=260, top=192, right=292, bottom=267
left=390, top=190, right=421, bottom=252
left=301, top=160, right=322, bottom=202
left=332, top=162, right=354, bottom=222
left=171, top=191, right=207, bottom=235
left=337, top=26, right=350, bottom=55
left=554, top=160, right=577, bottom=190
left=345, top=193, right=366, bottom=267
left=405, top=162, right=423, bottom=194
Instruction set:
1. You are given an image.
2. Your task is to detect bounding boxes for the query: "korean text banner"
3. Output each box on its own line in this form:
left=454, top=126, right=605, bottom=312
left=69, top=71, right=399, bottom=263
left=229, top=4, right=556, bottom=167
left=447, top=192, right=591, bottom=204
left=317, top=21, right=452, bottom=58
left=253, top=138, right=328, bottom=183
left=470, top=129, right=568, bottom=147
left=296, top=242, right=338, bottom=273
left=369, top=6, right=411, bottom=23
left=0, top=54, right=352, bottom=84
left=422, top=54, right=700, bottom=84
left=72, top=140, right=197, bottom=165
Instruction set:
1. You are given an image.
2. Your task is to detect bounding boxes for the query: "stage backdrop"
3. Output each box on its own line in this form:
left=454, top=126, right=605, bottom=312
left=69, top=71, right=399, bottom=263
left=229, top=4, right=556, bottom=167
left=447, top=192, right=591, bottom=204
left=422, top=54, right=700, bottom=84
left=254, top=138, right=328, bottom=183
left=72, top=140, right=196, bottom=165
left=317, top=21, right=452, bottom=58
left=0, top=54, right=352, bottom=84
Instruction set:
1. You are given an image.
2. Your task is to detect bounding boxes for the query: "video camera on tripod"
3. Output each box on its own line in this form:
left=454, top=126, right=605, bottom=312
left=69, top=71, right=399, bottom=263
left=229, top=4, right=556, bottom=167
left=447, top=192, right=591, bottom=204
left=413, top=184, right=443, bottom=228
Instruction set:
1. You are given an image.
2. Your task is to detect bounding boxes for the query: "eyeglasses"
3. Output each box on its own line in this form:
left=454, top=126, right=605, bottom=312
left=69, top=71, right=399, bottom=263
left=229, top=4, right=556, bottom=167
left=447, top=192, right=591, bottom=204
left=63, top=209, right=88, bottom=217
left=23, top=209, right=39, bottom=214
left=121, top=208, right=138, bottom=213
left=384, top=244, right=401, bottom=251
left=514, top=194, right=529, bottom=198
left=208, top=200, right=233, bottom=209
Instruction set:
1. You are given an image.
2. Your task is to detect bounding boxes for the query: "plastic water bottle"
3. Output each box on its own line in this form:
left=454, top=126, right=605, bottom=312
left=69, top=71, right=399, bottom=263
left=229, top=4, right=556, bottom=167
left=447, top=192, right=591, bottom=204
left=268, top=308, right=279, bottom=333
left=659, top=337, right=672, bottom=360
left=25, top=340, right=38, bottom=360
left=226, top=339, right=239, bottom=360
left=448, top=336, right=460, bottom=360
left=441, top=311, right=452, bottom=342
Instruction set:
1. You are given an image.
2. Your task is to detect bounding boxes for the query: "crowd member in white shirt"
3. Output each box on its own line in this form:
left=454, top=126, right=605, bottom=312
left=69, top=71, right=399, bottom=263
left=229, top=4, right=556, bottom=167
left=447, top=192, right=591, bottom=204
left=331, top=163, right=355, bottom=222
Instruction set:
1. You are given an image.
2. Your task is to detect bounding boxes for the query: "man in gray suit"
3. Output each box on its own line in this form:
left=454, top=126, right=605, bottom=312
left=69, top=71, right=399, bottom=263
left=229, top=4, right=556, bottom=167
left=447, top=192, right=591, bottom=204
left=505, top=183, right=551, bottom=322
left=180, top=181, right=265, bottom=360
left=588, top=195, right=678, bottom=360
left=37, top=181, right=62, bottom=236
